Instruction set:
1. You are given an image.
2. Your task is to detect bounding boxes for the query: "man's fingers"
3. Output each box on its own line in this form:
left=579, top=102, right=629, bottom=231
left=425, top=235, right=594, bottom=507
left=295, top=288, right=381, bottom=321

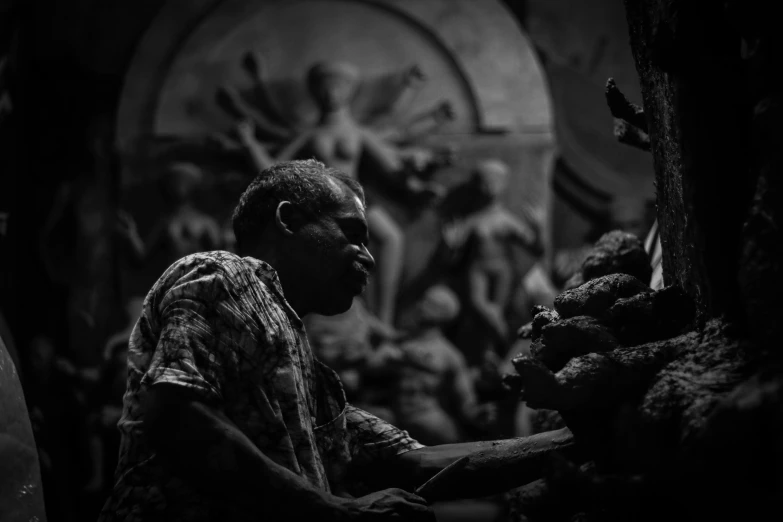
left=387, top=488, right=428, bottom=505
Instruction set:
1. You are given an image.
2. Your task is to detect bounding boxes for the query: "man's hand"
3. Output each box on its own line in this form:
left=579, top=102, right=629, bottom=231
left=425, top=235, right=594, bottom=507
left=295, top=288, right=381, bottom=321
left=338, top=488, right=435, bottom=521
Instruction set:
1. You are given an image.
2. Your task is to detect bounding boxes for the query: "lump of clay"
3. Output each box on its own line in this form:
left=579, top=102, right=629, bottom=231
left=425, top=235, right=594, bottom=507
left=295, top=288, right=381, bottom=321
left=581, top=230, right=652, bottom=285
left=554, top=273, right=651, bottom=320
left=519, top=306, right=562, bottom=340
left=512, top=331, right=693, bottom=412
left=605, top=285, right=695, bottom=345
left=533, top=316, right=620, bottom=372
left=531, top=306, right=561, bottom=341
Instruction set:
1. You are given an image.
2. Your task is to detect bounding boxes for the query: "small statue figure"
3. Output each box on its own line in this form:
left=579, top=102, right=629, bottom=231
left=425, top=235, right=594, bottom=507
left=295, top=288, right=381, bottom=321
left=391, top=285, right=496, bottom=445
left=216, top=54, right=454, bottom=327
left=116, top=162, right=223, bottom=266
left=304, top=297, right=400, bottom=423
left=39, top=116, right=118, bottom=361
left=443, top=159, right=543, bottom=366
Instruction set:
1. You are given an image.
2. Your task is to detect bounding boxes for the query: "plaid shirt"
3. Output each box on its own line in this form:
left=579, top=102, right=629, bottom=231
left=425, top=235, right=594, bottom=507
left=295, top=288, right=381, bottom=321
left=98, top=252, right=422, bottom=522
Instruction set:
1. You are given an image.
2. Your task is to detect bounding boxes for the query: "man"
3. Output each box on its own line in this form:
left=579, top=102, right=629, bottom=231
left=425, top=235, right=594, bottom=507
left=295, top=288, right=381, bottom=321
left=98, top=160, right=575, bottom=522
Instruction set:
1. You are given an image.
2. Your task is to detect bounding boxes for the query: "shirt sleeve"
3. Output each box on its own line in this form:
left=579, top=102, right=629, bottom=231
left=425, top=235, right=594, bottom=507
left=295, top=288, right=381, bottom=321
left=140, top=262, right=242, bottom=406
left=345, top=404, right=425, bottom=467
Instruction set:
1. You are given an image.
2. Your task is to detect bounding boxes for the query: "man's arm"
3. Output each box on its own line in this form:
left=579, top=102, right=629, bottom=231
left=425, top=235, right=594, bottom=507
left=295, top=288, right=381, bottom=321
left=382, top=428, right=581, bottom=502
left=143, top=383, right=342, bottom=519
left=144, top=384, right=433, bottom=521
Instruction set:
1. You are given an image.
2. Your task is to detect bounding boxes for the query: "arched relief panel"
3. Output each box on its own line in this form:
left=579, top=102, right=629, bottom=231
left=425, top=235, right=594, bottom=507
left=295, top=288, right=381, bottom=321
left=116, top=0, right=556, bottom=306
left=117, top=0, right=553, bottom=153
left=153, top=0, right=480, bottom=138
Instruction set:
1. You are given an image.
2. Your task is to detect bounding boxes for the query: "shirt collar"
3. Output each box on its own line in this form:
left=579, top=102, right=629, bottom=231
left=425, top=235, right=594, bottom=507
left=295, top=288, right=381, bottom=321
left=243, top=256, right=304, bottom=330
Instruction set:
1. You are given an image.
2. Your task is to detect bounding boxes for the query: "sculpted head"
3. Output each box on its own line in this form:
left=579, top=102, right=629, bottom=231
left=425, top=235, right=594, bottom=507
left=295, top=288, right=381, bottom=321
left=232, top=159, right=375, bottom=316
left=306, top=61, right=360, bottom=112
left=415, top=285, right=461, bottom=328
left=472, top=159, right=510, bottom=199
left=159, top=162, right=203, bottom=204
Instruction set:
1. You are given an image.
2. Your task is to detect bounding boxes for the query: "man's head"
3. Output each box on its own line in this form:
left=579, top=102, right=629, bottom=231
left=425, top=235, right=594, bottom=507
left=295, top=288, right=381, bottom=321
left=232, top=159, right=375, bottom=317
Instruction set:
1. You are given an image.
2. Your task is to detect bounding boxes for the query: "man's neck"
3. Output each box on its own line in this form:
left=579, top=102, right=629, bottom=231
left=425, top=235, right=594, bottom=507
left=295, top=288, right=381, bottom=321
left=242, top=246, right=310, bottom=318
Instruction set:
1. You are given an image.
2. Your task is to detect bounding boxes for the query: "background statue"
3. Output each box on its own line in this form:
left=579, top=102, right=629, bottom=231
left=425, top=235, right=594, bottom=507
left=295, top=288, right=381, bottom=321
left=116, top=162, right=223, bottom=268
left=39, top=117, right=118, bottom=365
left=216, top=53, right=454, bottom=327
left=391, top=285, right=497, bottom=445
left=443, top=159, right=543, bottom=367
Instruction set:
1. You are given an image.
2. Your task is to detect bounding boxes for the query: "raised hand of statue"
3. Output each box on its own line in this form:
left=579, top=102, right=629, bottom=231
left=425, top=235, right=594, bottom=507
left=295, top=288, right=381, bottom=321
left=115, top=210, right=140, bottom=243
left=402, top=147, right=437, bottom=173
left=236, top=119, right=257, bottom=145
left=115, top=209, right=145, bottom=262
left=402, top=144, right=457, bottom=182
left=406, top=176, right=445, bottom=206
left=405, top=64, right=427, bottom=85
left=433, top=101, right=456, bottom=125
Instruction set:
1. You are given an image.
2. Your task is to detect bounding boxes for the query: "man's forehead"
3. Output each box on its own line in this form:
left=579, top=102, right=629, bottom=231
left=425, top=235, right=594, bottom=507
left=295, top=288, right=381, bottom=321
left=327, top=178, right=366, bottom=217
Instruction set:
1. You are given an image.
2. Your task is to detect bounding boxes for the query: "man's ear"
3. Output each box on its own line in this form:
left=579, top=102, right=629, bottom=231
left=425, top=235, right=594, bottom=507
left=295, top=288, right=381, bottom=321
left=275, top=201, right=308, bottom=236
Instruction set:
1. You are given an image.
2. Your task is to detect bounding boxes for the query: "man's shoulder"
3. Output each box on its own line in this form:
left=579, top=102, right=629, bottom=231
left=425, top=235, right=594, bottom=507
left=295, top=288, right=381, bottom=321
left=144, top=251, right=250, bottom=306
left=154, top=251, right=244, bottom=287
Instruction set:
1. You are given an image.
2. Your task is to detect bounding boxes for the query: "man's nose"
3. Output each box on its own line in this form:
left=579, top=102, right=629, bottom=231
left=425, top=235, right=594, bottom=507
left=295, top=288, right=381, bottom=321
left=358, top=245, right=376, bottom=272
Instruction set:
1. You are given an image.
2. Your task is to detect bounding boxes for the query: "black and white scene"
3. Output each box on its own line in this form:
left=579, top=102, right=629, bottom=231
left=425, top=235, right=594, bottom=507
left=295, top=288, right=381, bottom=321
left=1, top=0, right=781, bottom=521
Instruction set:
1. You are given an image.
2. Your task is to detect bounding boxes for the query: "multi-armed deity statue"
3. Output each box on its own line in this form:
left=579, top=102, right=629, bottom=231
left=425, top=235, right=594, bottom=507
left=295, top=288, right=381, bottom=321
left=213, top=52, right=455, bottom=326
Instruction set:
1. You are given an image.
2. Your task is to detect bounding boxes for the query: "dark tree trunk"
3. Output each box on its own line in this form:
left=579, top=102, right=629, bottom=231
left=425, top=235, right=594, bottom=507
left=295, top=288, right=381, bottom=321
left=623, top=0, right=754, bottom=325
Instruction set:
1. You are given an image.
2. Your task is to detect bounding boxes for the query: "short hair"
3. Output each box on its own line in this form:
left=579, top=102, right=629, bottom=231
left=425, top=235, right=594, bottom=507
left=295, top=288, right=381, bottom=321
left=232, top=159, right=365, bottom=251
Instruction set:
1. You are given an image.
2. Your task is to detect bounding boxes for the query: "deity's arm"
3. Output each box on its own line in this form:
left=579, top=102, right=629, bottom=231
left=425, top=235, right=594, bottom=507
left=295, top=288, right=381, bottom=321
left=394, top=101, right=455, bottom=143
left=360, top=127, right=405, bottom=175
left=273, top=131, right=312, bottom=163
left=236, top=121, right=309, bottom=172
left=241, top=51, right=292, bottom=130
left=216, top=85, right=291, bottom=143
left=239, top=132, right=274, bottom=172
left=505, top=211, right=543, bottom=255
left=363, top=65, right=427, bottom=128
